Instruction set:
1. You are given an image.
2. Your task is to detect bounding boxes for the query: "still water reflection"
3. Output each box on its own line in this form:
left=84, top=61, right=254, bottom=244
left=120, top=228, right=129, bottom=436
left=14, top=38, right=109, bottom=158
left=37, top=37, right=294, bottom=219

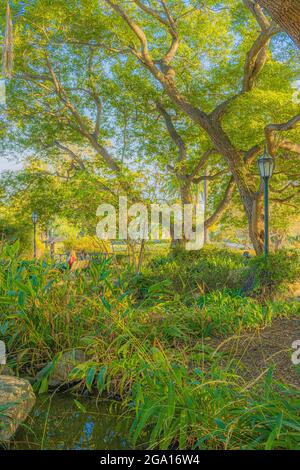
left=12, top=394, right=132, bottom=450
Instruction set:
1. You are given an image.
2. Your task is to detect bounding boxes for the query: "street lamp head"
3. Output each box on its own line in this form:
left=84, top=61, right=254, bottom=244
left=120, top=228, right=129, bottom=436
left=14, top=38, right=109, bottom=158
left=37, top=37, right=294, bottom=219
left=257, top=149, right=275, bottom=179
left=32, top=212, right=38, bottom=224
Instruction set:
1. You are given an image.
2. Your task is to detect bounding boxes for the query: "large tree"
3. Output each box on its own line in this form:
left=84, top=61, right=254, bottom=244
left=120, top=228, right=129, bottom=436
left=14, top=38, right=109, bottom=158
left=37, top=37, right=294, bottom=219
left=101, top=0, right=300, bottom=253
left=1, top=1, right=237, bottom=241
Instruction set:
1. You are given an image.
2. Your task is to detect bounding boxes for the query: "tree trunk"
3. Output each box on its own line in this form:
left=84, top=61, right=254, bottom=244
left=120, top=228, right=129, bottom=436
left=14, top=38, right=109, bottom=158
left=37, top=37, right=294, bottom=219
left=257, top=0, right=300, bottom=48
left=180, top=181, right=192, bottom=205
left=170, top=180, right=192, bottom=250
left=205, top=117, right=264, bottom=254
left=243, top=191, right=265, bottom=255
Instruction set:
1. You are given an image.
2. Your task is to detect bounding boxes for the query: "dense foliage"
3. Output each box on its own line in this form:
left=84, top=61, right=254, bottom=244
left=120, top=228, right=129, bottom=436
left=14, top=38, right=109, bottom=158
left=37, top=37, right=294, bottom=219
left=0, top=242, right=299, bottom=449
left=0, top=1, right=299, bottom=253
left=0, top=0, right=299, bottom=452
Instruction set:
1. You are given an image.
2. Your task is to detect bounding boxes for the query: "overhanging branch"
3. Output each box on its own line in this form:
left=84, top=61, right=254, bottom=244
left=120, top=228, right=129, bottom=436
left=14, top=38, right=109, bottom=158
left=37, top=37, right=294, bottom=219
left=205, top=177, right=235, bottom=229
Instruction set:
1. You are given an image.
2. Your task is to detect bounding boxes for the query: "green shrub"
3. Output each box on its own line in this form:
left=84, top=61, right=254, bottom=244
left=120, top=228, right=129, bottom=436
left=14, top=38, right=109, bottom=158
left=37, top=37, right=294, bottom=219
left=136, top=247, right=246, bottom=303
left=245, top=250, right=300, bottom=299
left=1, top=241, right=300, bottom=450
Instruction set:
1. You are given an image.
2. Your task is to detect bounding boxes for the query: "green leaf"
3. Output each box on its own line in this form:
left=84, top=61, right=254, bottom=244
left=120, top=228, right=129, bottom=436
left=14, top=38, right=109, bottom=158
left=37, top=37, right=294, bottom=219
left=179, top=410, right=188, bottom=449
left=100, top=297, right=111, bottom=312
left=74, top=399, right=87, bottom=413
left=85, top=366, right=96, bottom=391
left=38, top=376, right=49, bottom=394
left=265, top=414, right=283, bottom=450
left=18, top=290, right=25, bottom=307
left=97, top=366, right=107, bottom=393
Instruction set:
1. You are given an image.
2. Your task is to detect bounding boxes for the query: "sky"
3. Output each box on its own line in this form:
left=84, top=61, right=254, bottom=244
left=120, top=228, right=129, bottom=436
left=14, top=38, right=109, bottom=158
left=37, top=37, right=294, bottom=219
left=0, top=76, right=23, bottom=173
left=0, top=156, right=23, bottom=173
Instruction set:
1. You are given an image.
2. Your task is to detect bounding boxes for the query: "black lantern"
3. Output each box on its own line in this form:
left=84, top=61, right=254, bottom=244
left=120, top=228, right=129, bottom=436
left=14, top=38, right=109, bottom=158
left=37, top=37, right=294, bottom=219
left=32, top=212, right=38, bottom=225
left=257, top=151, right=275, bottom=179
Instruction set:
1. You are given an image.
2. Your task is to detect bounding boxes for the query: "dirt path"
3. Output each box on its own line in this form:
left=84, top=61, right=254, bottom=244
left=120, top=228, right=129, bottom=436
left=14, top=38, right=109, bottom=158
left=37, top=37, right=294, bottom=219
left=214, top=316, right=300, bottom=388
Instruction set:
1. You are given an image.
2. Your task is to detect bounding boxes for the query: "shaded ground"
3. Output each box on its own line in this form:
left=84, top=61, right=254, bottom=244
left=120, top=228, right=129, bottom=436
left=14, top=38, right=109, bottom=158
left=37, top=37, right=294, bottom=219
left=214, top=316, right=300, bottom=388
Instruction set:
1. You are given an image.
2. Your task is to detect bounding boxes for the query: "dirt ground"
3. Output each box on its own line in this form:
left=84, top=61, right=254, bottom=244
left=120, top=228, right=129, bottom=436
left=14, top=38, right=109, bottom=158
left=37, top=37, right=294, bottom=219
left=213, top=316, right=300, bottom=388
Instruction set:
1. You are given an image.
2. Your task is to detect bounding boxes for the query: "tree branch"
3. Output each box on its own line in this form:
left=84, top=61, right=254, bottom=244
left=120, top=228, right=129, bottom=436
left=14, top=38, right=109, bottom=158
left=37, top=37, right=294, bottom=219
left=156, top=102, right=186, bottom=163
left=242, top=21, right=280, bottom=92
left=271, top=189, right=300, bottom=203
left=244, top=143, right=263, bottom=163
left=159, top=0, right=179, bottom=65
left=133, top=1, right=168, bottom=27
left=279, top=140, right=300, bottom=155
left=104, top=0, right=153, bottom=64
left=133, top=0, right=179, bottom=65
left=44, top=53, right=122, bottom=173
left=256, top=0, right=300, bottom=48
left=243, top=0, right=270, bottom=30
left=265, top=113, right=300, bottom=156
left=54, top=141, right=86, bottom=170
left=211, top=4, right=280, bottom=120
left=189, top=149, right=217, bottom=180
left=193, top=169, right=228, bottom=184
left=270, top=181, right=300, bottom=193
left=205, top=177, right=235, bottom=229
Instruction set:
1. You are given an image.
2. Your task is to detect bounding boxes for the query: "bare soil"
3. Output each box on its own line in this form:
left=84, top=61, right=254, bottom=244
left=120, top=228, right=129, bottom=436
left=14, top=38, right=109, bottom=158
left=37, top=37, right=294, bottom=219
left=214, top=316, right=300, bottom=388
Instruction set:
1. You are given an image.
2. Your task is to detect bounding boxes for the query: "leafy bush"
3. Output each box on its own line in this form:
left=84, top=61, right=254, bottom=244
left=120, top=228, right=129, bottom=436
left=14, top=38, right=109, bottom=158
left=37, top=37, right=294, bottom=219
left=196, top=290, right=299, bottom=336
left=129, top=361, right=300, bottom=450
left=245, top=250, right=300, bottom=299
left=136, top=247, right=246, bottom=303
left=1, top=241, right=300, bottom=450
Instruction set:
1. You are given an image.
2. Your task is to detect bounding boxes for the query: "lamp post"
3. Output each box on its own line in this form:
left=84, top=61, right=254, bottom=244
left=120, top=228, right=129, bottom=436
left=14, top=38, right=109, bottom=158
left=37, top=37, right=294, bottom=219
left=32, top=212, right=38, bottom=259
left=257, top=149, right=275, bottom=256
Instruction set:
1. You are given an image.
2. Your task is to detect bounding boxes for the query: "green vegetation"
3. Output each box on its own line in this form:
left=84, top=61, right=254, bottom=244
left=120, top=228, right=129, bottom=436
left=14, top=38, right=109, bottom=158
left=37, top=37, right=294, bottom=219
left=0, top=1, right=299, bottom=453
left=0, top=1, right=299, bottom=255
left=0, top=241, right=299, bottom=449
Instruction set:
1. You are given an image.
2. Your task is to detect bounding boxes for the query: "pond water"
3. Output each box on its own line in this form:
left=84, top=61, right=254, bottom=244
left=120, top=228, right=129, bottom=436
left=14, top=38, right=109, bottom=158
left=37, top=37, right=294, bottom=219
left=11, top=394, right=133, bottom=450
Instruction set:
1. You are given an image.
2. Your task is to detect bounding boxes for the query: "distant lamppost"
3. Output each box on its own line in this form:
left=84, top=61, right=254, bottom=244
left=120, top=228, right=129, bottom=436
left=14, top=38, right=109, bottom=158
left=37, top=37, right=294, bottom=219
left=257, top=149, right=275, bottom=256
left=32, top=212, right=38, bottom=259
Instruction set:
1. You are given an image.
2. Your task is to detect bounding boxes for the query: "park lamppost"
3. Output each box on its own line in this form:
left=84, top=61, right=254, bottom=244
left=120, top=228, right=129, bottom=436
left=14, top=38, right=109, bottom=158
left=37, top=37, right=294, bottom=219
left=32, top=212, right=38, bottom=259
left=257, top=149, right=275, bottom=256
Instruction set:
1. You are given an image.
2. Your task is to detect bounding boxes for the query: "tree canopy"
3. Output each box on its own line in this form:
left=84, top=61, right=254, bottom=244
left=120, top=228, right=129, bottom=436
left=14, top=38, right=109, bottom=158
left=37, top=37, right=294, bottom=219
left=0, top=1, right=299, bottom=253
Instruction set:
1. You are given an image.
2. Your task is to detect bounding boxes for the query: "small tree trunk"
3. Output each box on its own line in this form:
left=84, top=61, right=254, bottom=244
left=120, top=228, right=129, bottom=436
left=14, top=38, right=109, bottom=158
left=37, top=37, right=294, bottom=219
left=180, top=181, right=193, bottom=206
left=170, top=181, right=192, bottom=250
